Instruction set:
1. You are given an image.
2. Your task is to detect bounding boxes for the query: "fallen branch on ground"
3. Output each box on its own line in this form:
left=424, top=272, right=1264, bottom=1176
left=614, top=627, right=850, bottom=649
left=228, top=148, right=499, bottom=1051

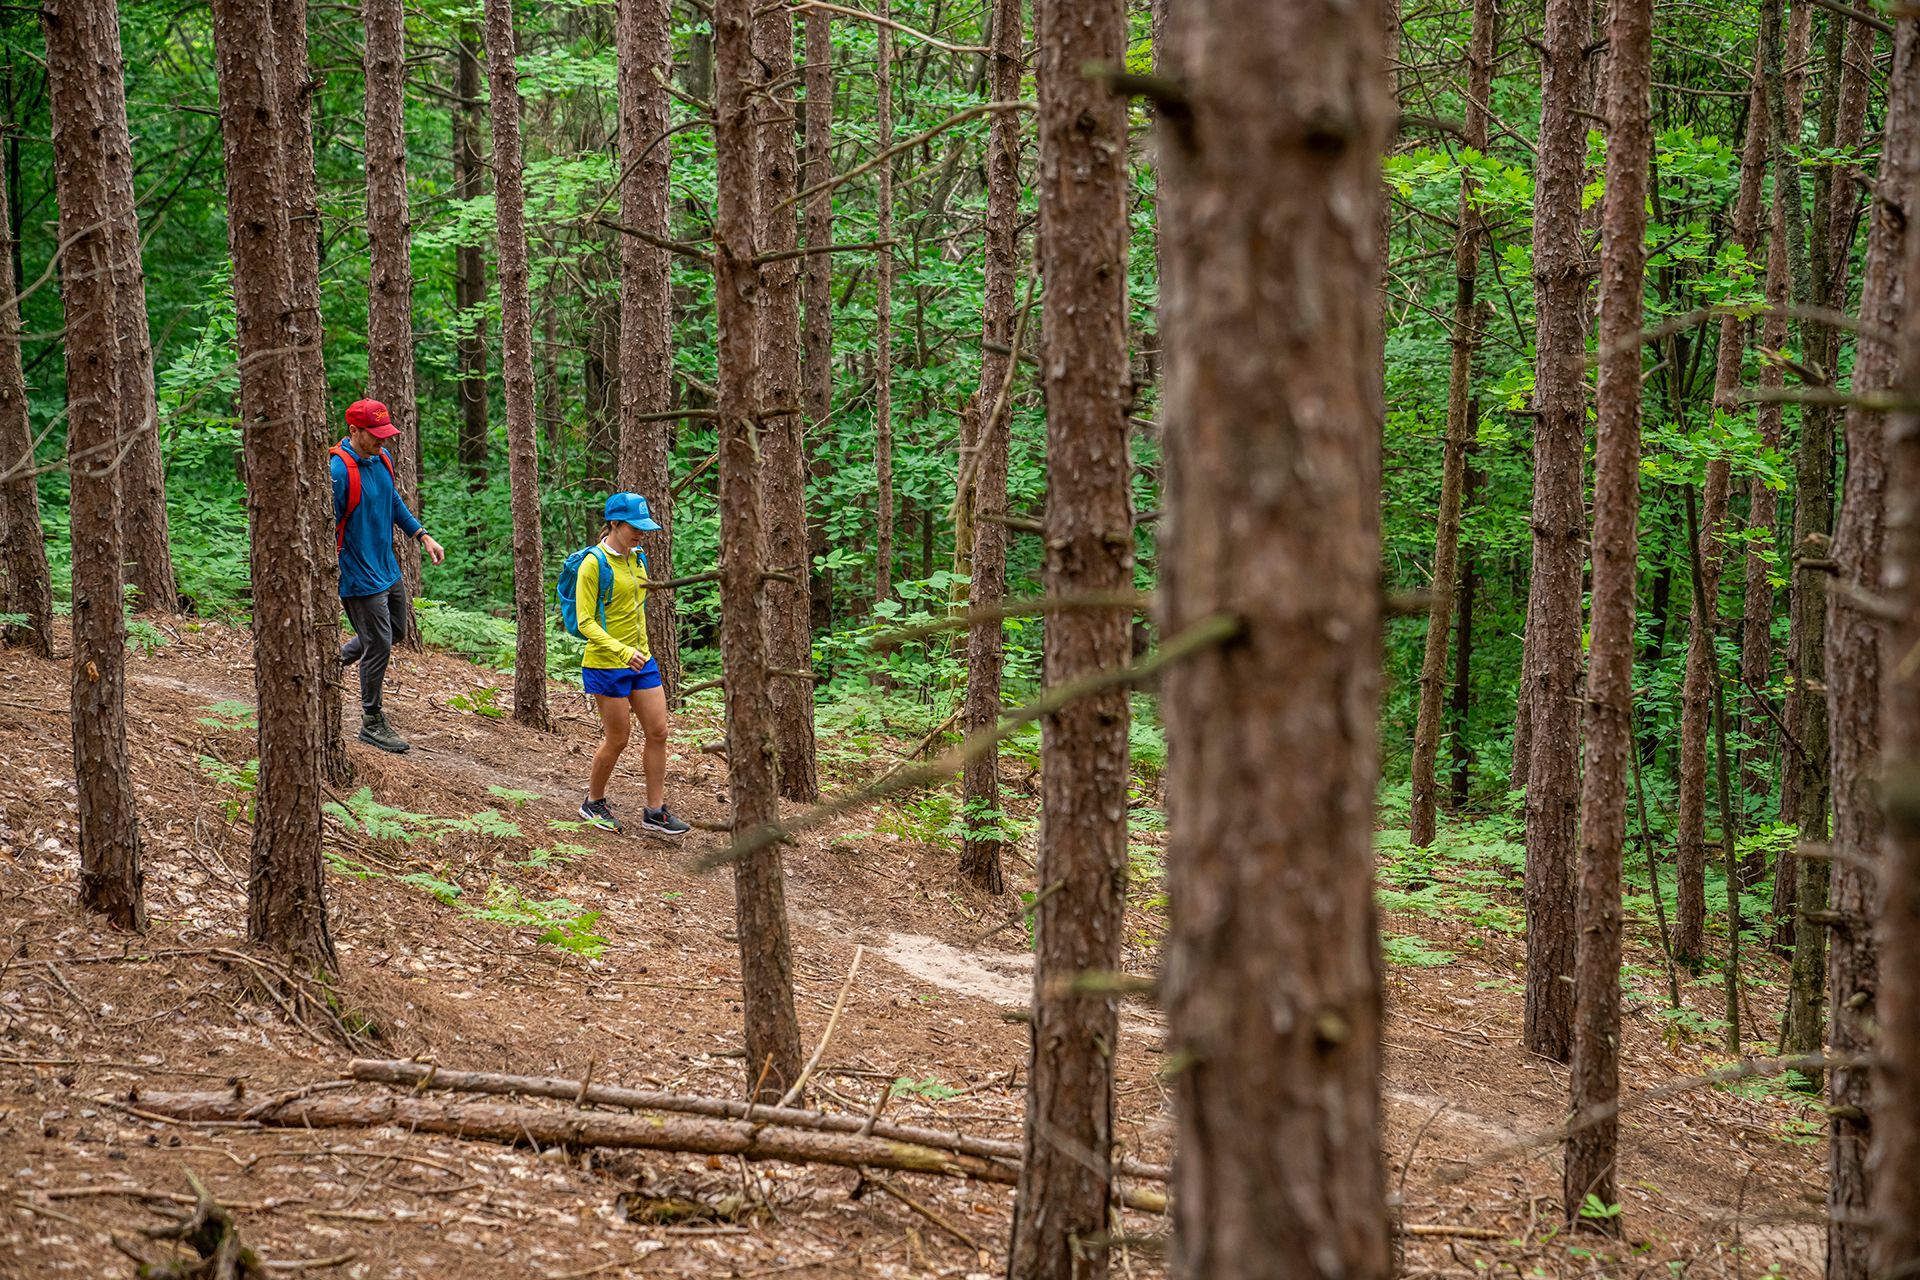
left=119, top=1089, right=1170, bottom=1213
left=346, top=1059, right=1170, bottom=1183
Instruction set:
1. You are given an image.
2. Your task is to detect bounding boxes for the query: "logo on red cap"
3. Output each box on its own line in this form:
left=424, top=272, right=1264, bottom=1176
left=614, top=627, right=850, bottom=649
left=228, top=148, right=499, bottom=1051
left=345, top=399, right=399, bottom=438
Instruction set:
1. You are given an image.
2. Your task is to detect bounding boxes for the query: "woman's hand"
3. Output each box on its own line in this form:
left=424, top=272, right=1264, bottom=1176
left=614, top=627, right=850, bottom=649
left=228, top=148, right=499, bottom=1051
left=628, top=649, right=650, bottom=672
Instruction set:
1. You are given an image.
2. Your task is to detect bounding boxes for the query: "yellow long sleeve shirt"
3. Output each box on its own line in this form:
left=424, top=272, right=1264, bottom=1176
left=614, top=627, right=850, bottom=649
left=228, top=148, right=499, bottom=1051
left=575, top=543, right=651, bottom=669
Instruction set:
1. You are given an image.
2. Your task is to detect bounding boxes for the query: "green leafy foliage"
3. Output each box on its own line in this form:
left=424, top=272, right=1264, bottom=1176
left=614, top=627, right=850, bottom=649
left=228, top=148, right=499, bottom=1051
left=462, top=881, right=607, bottom=958
left=1382, top=934, right=1458, bottom=969
left=196, top=756, right=258, bottom=821
left=196, top=700, right=257, bottom=731
left=890, top=1075, right=960, bottom=1102
left=449, top=686, right=508, bottom=719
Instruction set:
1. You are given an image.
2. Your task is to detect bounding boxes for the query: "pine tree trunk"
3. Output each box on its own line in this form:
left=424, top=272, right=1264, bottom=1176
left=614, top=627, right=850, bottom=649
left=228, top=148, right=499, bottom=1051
left=95, top=15, right=175, bottom=617
left=1510, top=619, right=1532, bottom=788
left=1754, top=0, right=1812, bottom=924
left=615, top=0, right=681, bottom=698
left=271, top=0, right=350, bottom=786
left=873, top=6, right=894, bottom=609
left=1520, top=0, right=1592, bottom=1067
left=801, top=7, right=835, bottom=634
left=715, top=0, right=803, bottom=1104
left=1450, top=459, right=1478, bottom=812
left=46, top=0, right=145, bottom=932
left=1767, top=0, right=1816, bottom=838
left=1782, top=3, right=1871, bottom=1077
left=1409, top=0, right=1494, bottom=849
left=1157, top=0, right=1392, bottom=1269
left=1565, top=0, right=1650, bottom=1230
left=1875, top=95, right=1920, bottom=1279
left=757, top=0, right=818, bottom=802
left=1675, top=48, right=1771, bottom=968
left=958, top=0, right=1022, bottom=896
left=365, top=0, right=424, bottom=647
left=0, top=151, right=51, bottom=657
left=1824, top=16, right=1917, bottom=1278
left=211, top=0, right=334, bottom=969
left=1007, top=0, right=1132, bottom=1269
left=455, top=25, right=489, bottom=496
left=483, top=0, right=552, bottom=732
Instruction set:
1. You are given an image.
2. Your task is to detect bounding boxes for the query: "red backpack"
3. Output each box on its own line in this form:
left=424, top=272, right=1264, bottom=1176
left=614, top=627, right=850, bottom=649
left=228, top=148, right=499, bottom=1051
left=330, top=444, right=395, bottom=552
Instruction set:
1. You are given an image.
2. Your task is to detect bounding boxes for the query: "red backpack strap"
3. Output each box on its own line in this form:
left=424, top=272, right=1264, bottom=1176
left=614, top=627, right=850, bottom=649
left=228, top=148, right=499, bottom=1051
left=330, top=445, right=361, bottom=553
left=377, top=448, right=395, bottom=479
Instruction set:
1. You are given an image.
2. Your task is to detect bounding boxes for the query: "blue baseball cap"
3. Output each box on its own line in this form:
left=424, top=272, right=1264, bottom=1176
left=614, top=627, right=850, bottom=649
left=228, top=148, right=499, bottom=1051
left=604, top=492, right=662, bottom=531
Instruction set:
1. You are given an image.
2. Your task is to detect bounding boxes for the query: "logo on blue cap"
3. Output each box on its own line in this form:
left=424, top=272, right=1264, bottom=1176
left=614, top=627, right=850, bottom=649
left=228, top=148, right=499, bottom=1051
left=605, top=492, right=662, bottom=531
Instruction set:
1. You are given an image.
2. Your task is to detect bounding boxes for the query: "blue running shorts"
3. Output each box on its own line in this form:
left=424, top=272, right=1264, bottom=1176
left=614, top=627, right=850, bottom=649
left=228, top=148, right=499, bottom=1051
left=582, top=660, right=663, bottom=697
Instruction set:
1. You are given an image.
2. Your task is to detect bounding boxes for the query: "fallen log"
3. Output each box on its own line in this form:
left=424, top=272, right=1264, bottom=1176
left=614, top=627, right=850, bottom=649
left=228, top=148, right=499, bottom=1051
left=348, top=1058, right=1173, bottom=1184
left=121, top=1089, right=1170, bottom=1215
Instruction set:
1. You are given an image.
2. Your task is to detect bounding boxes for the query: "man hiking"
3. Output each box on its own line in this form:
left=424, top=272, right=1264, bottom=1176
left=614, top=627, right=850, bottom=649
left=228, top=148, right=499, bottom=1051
left=332, top=398, right=446, bottom=753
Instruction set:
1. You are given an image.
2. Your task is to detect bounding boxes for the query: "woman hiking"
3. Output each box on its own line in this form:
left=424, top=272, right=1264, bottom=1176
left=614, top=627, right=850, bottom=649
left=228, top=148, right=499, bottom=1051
left=572, top=493, right=690, bottom=836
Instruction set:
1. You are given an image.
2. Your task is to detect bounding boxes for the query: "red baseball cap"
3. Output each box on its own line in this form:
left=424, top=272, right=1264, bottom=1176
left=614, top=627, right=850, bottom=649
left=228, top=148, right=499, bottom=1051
left=345, top=399, right=400, bottom=438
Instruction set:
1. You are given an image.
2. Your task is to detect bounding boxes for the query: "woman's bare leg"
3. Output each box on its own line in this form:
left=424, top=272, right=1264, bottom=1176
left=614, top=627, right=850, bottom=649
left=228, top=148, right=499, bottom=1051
left=631, top=685, right=669, bottom=809
left=589, top=694, right=632, bottom=801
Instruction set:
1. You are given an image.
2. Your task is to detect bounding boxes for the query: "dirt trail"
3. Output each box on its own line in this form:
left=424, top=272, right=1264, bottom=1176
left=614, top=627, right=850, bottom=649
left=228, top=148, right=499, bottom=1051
left=0, top=624, right=1836, bottom=1280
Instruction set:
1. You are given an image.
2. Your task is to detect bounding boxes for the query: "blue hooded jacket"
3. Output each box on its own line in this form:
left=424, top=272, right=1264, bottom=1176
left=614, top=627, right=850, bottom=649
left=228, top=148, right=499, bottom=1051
left=331, top=440, right=423, bottom=598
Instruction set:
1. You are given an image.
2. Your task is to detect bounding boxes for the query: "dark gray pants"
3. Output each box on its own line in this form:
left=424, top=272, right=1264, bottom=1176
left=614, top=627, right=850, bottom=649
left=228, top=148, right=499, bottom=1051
left=340, top=583, right=407, bottom=716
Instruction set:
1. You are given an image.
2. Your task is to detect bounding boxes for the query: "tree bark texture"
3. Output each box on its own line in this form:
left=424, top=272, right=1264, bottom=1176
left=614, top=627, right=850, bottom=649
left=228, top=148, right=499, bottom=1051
left=873, top=7, right=894, bottom=607
left=455, top=25, right=489, bottom=495
left=0, top=148, right=51, bottom=656
left=365, top=0, right=424, bottom=643
left=1874, top=79, right=1920, bottom=1277
left=1565, top=0, right=1651, bottom=1229
left=210, top=0, right=334, bottom=969
left=801, top=6, right=835, bottom=634
left=483, top=0, right=552, bottom=732
left=1409, top=0, right=1494, bottom=849
left=1157, top=0, right=1392, bottom=1270
left=1753, top=0, right=1811, bottom=921
left=1007, top=0, right=1133, bottom=1272
left=46, top=0, right=145, bottom=932
left=757, top=0, right=818, bottom=802
left=616, top=0, right=681, bottom=698
left=272, top=0, right=350, bottom=786
left=92, top=4, right=174, bottom=616
left=1451, top=460, right=1478, bottom=811
left=1825, top=16, right=1918, bottom=1278
left=1769, top=0, right=1817, bottom=839
left=1521, top=0, right=1592, bottom=1067
left=959, top=0, right=1023, bottom=897
left=1675, top=50, right=1770, bottom=968
left=715, top=0, right=804, bottom=1104
left=1782, top=3, right=1872, bottom=1076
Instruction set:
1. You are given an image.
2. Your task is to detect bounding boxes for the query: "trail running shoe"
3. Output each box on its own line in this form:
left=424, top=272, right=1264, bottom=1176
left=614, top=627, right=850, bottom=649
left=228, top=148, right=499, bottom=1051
left=358, top=712, right=410, bottom=754
left=579, top=797, right=622, bottom=832
left=641, top=805, right=691, bottom=837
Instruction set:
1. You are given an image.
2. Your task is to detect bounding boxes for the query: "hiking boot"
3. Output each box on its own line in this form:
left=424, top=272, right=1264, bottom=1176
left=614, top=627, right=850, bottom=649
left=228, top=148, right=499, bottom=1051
left=641, top=805, right=691, bottom=837
left=358, top=711, right=410, bottom=754
left=580, top=797, right=623, bottom=832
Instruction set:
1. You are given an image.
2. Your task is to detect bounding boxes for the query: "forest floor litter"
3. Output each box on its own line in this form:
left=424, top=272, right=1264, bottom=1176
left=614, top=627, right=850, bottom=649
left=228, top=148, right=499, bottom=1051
left=2, top=622, right=1829, bottom=1277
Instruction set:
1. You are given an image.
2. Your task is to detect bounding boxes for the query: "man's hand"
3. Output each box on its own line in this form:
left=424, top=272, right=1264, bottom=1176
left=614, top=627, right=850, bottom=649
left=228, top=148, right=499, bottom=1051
left=628, top=649, right=650, bottom=672
left=420, top=533, right=447, bottom=566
